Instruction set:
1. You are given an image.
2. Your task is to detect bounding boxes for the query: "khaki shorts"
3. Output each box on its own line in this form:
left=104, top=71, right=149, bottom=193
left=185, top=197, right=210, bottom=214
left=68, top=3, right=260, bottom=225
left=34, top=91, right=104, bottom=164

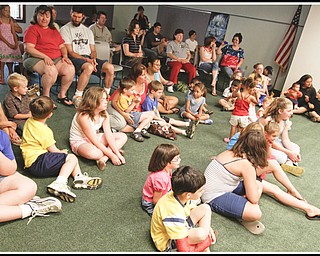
left=23, top=53, right=62, bottom=72
left=229, top=115, right=249, bottom=128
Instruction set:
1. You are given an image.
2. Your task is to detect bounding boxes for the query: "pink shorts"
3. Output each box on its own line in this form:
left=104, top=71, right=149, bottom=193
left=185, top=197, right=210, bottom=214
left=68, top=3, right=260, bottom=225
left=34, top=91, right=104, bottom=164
left=70, top=133, right=104, bottom=155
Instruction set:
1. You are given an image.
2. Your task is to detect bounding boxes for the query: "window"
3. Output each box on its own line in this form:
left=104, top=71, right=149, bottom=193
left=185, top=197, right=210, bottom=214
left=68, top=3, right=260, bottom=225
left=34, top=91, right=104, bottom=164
left=9, top=4, right=26, bottom=23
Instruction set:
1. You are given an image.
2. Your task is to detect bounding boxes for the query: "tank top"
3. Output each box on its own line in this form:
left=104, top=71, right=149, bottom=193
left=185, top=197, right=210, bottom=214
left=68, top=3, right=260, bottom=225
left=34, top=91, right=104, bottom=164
left=232, top=92, right=250, bottom=116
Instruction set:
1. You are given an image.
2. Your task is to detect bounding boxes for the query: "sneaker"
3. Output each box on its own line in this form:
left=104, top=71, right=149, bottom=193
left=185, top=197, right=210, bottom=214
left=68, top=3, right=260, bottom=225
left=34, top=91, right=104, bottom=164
left=186, top=121, right=196, bottom=139
left=72, top=96, right=83, bottom=108
left=223, top=137, right=230, bottom=143
left=25, top=196, right=62, bottom=225
left=167, top=85, right=174, bottom=93
left=72, top=172, right=103, bottom=190
left=281, top=164, right=305, bottom=177
left=47, top=181, right=77, bottom=203
left=204, top=119, right=214, bottom=125
left=141, top=128, right=151, bottom=138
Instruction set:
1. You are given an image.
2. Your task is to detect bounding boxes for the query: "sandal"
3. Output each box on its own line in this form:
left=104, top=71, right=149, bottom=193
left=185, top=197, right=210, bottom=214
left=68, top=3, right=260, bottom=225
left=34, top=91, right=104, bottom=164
left=57, top=96, right=73, bottom=106
left=170, top=108, right=179, bottom=114
left=238, top=219, right=265, bottom=235
left=141, top=128, right=151, bottom=138
left=130, top=132, right=144, bottom=142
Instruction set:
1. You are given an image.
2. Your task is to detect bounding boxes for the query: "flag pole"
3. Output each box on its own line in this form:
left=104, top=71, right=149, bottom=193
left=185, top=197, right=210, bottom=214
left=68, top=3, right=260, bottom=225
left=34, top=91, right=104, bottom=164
left=273, top=66, right=281, bottom=91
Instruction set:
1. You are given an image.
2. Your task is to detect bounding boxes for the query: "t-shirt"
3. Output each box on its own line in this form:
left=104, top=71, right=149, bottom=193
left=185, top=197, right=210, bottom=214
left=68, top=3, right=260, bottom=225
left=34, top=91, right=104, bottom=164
left=185, top=38, right=198, bottom=52
left=142, top=169, right=172, bottom=203
left=60, top=22, right=95, bottom=56
left=20, top=118, right=56, bottom=168
left=89, top=23, right=112, bottom=43
left=145, top=31, right=164, bottom=49
left=141, top=95, right=158, bottom=115
left=0, top=130, right=15, bottom=161
left=24, top=24, right=64, bottom=59
left=151, top=191, right=195, bottom=252
left=166, top=40, right=190, bottom=61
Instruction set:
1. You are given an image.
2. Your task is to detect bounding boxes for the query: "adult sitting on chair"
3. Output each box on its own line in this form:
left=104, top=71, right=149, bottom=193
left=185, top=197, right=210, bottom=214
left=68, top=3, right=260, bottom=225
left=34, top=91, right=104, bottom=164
left=143, top=22, right=168, bottom=64
left=217, top=32, right=244, bottom=79
left=89, top=11, right=121, bottom=59
left=121, top=19, right=145, bottom=68
left=166, top=28, right=196, bottom=86
left=23, top=5, right=75, bottom=108
left=198, top=36, right=219, bottom=96
left=60, top=6, right=114, bottom=108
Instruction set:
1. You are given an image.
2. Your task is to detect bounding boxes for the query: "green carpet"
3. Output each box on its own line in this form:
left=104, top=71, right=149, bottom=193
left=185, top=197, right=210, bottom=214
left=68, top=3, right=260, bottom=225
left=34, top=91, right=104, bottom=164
left=1, top=78, right=320, bottom=253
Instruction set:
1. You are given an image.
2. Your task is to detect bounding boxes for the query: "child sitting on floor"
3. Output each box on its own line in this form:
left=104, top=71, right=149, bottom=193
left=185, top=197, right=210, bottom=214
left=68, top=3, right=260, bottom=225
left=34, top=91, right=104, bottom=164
left=141, top=143, right=181, bottom=217
left=151, top=165, right=217, bottom=252
left=69, top=86, right=127, bottom=171
left=116, top=77, right=154, bottom=142
left=4, top=72, right=32, bottom=137
left=142, top=80, right=197, bottom=139
left=180, top=82, right=213, bottom=125
left=20, top=96, right=102, bottom=203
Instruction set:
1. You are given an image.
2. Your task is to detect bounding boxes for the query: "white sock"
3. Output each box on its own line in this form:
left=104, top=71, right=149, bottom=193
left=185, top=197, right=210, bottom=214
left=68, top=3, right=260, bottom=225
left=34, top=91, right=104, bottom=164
left=56, top=176, right=68, bottom=184
left=74, top=90, right=84, bottom=97
left=104, top=87, right=111, bottom=95
left=182, top=130, right=187, bottom=136
left=134, top=128, right=141, bottom=133
left=19, top=204, right=33, bottom=219
left=185, top=122, right=190, bottom=127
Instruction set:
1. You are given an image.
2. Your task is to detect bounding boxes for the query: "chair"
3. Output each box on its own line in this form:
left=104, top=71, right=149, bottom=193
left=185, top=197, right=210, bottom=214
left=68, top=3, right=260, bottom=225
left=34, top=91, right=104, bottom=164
left=95, top=41, right=123, bottom=89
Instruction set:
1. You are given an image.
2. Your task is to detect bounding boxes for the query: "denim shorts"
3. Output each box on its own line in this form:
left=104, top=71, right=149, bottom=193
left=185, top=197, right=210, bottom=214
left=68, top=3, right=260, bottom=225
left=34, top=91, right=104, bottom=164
left=141, top=198, right=154, bottom=217
left=25, top=152, right=67, bottom=178
left=130, top=111, right=142, bottom=129
left=206, top=181, right=247, bottom=219
left=69, top=55, right=107, bottom=76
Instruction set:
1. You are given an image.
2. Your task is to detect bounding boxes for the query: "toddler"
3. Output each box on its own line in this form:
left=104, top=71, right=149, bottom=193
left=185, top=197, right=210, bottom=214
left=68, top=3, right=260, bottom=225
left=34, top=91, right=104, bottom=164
left=224, top=77, right=259, bottom=143
left=284, top=82, right=303, bottom=110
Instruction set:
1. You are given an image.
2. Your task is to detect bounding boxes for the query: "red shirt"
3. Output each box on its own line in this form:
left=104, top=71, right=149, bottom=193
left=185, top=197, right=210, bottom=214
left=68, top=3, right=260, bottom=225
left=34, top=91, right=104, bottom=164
left=24, top=24, right=64, bottom=59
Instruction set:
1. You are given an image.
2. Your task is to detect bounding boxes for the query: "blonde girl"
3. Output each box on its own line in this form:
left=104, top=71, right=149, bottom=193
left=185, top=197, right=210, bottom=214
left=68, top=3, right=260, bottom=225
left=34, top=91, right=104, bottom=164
left=258, top=97, right=301, bottom=170
left=69, top=87, right=127, bottom=171
left=141, top=143, right=181, bottom=216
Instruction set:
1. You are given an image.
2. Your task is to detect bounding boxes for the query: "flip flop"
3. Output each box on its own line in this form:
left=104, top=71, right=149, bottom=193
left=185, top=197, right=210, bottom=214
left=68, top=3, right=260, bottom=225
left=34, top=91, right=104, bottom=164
left=305, top=213, right=320, bottom=220
left=57, top=96, right=73, bottom=107
left=238, top=219, right=265, bottom=235
left=170, top=108, right=179, bottom=114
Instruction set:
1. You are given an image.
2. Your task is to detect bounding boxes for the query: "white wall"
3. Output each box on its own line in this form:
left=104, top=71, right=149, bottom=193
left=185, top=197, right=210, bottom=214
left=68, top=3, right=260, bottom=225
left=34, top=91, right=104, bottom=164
left=15, top=3, right=316, bottom=92
left=282, top=5, right=320, bottom=92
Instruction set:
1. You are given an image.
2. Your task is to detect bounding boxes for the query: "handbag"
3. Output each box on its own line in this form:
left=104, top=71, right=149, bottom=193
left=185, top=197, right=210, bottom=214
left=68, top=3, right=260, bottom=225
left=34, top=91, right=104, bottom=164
left=27, top=83, right=41, bottom=101
left=220, top=54, right=239, bottom=69
left=147, top=121, right=177, bottom=141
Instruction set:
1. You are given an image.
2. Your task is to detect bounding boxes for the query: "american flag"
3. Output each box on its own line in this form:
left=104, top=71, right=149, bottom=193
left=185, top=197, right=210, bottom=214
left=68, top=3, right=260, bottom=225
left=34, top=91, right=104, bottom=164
left=274, top=5, right=302, bottom=71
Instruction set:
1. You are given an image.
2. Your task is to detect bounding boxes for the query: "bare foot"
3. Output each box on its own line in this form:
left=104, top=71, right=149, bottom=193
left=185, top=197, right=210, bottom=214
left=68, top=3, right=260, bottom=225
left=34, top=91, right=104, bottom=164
left=96, top=159, right=107, bottom=171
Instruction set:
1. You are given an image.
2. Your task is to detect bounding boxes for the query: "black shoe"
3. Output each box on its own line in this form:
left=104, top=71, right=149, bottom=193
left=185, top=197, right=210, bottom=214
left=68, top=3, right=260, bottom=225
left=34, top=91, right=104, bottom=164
left=160, top=115, right=170, bottom=123
left=130, top=132, right=144, bottom=142
left=186, top=121, right=196, bottom=139
left=141, top=128, right=151, bottom=138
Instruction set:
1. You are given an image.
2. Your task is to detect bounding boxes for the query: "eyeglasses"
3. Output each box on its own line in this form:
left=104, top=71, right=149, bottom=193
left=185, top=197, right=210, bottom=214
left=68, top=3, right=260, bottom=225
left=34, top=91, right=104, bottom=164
left=171, top=156, right=181, bottom=162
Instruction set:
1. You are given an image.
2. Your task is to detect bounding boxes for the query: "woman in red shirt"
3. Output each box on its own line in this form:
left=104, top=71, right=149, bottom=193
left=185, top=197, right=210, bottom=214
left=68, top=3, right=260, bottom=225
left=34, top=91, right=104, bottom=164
left=23, top=5, right=75, bottom=107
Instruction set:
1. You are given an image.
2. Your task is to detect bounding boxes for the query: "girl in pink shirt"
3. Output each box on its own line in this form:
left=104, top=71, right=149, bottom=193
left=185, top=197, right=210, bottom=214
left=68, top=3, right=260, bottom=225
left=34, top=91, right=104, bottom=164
left=141, top=143, right=181, bottom=216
